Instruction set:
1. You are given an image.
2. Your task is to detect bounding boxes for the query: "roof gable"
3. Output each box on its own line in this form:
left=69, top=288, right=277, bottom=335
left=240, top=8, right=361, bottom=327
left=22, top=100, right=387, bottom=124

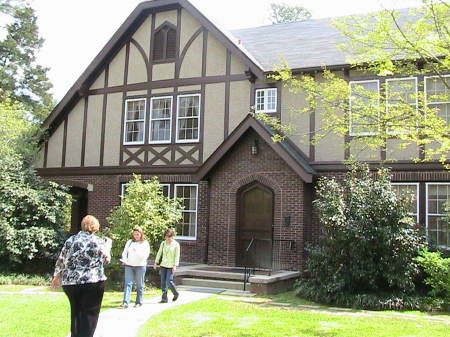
left=42, top=0, right=264, bottom=132
left=194, top=114, right=315, bottom=183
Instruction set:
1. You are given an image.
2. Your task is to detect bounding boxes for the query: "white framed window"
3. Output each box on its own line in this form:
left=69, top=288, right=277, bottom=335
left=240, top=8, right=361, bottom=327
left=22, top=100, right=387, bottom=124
left=150, top=96, right=172, bottom=143
left=425, top=75, right=450, bottom=124
left=349, top=80, right=380, bottom=136
left=386, top=77, right=418, bottom=134
left=176, top=94, right=200, bottom=143
left=255, top=88, right=277, bottom=113
left=426, top=183, right=450, bottom=249
left=391, top=183, right=419, bottom=224
left=174, top=184, right=198, bottom=240
left=123, top=99, right=146, bottom=145
left=161, top=183, right=170, bottom=198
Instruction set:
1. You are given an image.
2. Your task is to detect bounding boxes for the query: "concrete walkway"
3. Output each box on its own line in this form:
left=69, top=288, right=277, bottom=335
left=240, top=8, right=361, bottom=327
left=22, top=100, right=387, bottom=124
left=90, top=290, right=212, bottom=337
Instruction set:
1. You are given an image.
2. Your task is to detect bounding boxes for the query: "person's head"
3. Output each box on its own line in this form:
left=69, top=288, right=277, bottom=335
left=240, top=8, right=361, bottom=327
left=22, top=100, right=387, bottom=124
left=81, top=215, right=100, bottom=233
left=164, top=228, right=176, bottom=241
left=132, top=226, right=146, bottom=241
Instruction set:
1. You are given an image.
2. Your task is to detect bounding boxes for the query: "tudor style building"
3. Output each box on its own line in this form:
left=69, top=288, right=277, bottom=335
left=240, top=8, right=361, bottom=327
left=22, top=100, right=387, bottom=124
left=36, top=0, right=450, bottom=271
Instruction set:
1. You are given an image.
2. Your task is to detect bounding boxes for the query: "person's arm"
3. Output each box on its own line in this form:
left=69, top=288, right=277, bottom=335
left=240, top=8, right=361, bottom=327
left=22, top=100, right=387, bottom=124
left=120, top=240, right=131, bottom=265
left=173, top=242, right=180, bottom=273
left=153, top=242, right=163, bottom=269
left=51, top=238, right=71, bottom=288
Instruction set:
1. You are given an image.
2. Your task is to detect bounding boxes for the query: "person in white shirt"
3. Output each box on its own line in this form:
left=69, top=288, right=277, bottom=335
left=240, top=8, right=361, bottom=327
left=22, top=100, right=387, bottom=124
left=120, top=226, right=150, bottom=308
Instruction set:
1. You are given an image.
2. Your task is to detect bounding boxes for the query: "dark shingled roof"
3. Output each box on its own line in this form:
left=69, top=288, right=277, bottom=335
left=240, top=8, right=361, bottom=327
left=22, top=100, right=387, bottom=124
left=231, top=18, right=351, bottom=71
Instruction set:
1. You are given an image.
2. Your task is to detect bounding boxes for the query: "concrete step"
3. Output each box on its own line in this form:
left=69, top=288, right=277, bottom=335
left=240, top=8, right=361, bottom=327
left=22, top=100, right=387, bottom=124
left=182, top=270, right=246, bottom=281
left=180, top=278, right=247, bottom=291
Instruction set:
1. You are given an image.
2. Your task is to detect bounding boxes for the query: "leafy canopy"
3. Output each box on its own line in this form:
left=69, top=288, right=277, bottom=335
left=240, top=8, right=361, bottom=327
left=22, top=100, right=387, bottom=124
left=0, top=0, right=55, bottom=122
left=266, top=1, right=450, bottom=165
left=108, top=175, right=183, bottom=257
left=270, top=3, right=311, bottom=24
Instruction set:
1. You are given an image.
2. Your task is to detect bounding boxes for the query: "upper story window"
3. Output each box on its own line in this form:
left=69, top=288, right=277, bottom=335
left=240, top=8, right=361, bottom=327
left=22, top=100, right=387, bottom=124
left=391, top=183, right=419, bottom=224
left=426, top=183, right=450, bottom=249
left=124, top=99, right=146, bottom=145
left=176, top=94, right=200, bottom=143
left=121, top=182, right=170, bottom=202
left=349, top=80, right=380, bottom=136
left=386, top=77, right=418, bottom=134
left=425, top=75, right=450, bottom=124
left=153, top=22, right=177, bottom=62
left=150, top=96, right=172, bottom=144
left=255, top=88, right=277, bottom=113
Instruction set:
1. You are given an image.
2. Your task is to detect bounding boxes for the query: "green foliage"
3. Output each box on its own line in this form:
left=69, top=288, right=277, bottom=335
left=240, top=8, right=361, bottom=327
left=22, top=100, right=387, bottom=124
left=107, top=175, right=183, bottom=256
left=0, top=273, right=50, bottom=285
left=0, top=0, right=55, bottom=122
left=415, top=249, right=450, bottom=299
left=0, top=155, right=71, bottom=267
left=298, top=163, right=426, bottom=306
left=269, top=1, right=450, bottom=165
left=270, top=3, right=311, bottom=24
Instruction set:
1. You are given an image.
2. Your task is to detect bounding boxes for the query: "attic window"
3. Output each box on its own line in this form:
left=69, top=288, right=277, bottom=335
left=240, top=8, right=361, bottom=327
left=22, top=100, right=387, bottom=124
left=153, top=22, right=177, bottom=62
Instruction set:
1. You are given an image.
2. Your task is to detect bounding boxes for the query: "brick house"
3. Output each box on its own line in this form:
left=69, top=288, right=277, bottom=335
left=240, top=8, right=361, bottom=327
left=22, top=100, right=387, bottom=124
left=36, top=0, right=450, bottom=271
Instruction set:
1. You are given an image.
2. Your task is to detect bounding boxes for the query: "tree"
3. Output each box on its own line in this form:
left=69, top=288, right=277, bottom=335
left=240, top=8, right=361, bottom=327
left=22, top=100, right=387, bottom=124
left=0, top=0, right=55, bottom=123
left=108, top=175, right=183, bottom=257
left=270, top=3, right=311, bottom=24
left=296, top=163, right=426, bottom=309
left=266, top=0, right=450, bottom=165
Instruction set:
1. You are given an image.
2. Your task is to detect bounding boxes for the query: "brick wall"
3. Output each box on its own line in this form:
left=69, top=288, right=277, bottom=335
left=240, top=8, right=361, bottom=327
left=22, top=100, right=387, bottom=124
left=206, top=129, right=307, bottom=270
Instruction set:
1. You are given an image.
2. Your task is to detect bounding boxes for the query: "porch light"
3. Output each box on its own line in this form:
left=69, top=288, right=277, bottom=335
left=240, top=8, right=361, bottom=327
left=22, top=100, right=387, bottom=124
left=250, top=139, right=258, bottom=155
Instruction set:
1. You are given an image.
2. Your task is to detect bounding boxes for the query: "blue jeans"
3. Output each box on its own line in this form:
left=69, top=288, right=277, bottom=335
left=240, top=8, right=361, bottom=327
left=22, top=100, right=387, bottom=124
left=160, top=267, right=178, bottom=300
left=123, top=266, right=146, bottom=305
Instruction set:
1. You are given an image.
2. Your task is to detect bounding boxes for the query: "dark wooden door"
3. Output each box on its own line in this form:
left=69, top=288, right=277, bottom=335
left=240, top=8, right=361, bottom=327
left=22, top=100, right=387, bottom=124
left=237, top=183, right=273, bottom=269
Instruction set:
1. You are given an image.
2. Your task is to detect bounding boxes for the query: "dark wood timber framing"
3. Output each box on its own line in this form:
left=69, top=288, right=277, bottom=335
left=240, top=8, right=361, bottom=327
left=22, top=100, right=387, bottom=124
left=224, top=50, right=231, bottom=139
left=42, top=0, right=264, bottom=141
left=43, top=141, right=48, bottom=168
left=81, top=96, right=88, bottom=166
left=99, top=65, right=109, bottom=166
left=343, top=68, right=351, bottom=160
left=174, top=8, right=181, bottom=79
left=309, top=73, right=316, bottom=161
left=311, top=161, right=449, bottom=172
left=61, top=117, right=68, bottom=167
left=38, top=166, right=198, bottom=177
left=176, top=27, right=203, bottom=78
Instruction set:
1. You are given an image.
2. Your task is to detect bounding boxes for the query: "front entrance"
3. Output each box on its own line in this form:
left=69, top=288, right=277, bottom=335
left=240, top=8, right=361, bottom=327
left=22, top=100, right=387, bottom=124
left=237, top=182, right=273, bottom=269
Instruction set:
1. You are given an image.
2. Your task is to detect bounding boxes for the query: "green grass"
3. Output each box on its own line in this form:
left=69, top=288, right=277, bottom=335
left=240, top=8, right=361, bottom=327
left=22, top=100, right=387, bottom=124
left=137, top=297, right=450, bottom=337
left=0, top=288, right=158, bottom=337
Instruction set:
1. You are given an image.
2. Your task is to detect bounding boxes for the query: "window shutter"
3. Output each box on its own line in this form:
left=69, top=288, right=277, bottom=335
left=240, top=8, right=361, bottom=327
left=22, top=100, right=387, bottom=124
left=166, top=28, right=176, bottom=59
left=153, top=29, right=165, bottom=61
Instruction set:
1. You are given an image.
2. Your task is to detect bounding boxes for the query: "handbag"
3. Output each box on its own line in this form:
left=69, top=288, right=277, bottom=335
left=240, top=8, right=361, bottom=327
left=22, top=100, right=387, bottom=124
left=155, top=241, right=165, bottom=265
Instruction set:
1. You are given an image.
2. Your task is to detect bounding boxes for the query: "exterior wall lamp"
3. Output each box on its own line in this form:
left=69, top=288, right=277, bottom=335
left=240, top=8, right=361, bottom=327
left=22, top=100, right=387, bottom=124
left=250, top=139, right=258, bottom=155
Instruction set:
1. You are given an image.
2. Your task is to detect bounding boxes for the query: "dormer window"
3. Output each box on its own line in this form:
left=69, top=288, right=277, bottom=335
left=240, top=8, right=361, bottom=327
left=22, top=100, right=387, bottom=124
left=153, top=22, right=177, bottom=62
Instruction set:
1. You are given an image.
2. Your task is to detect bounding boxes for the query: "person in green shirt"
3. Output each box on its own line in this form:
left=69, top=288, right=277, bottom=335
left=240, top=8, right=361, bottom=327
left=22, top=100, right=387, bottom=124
left=153, top=228, right=180, bottom=303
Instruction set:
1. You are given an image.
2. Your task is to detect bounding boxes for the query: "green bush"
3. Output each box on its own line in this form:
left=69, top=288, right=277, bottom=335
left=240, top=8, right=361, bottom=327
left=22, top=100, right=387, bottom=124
left=108, top=175, right=183, bottom=257
left=0, top=273, right=51, bottom=286
left=298, top=163, right=426, bottom=306
left=415, top=249, right=450, bottom=300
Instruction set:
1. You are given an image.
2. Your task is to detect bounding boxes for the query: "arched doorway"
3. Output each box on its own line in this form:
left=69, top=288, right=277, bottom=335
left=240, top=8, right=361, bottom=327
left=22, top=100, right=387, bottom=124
left=237, top=182, right=273, bottom=269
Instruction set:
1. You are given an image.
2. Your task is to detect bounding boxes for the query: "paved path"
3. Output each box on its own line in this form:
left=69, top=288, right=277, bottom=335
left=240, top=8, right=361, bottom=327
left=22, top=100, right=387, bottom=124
left=90, top=290, right=212, bottom=337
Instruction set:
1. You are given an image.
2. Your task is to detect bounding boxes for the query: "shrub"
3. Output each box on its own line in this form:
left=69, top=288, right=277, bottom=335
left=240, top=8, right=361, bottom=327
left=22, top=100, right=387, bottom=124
left=107, top=175, right=183, bottom=257
left=298, top=163, right=426, bottom=306
left=0, top=273, right=51, bottom=286
left=415, top=249, right=450, bottom=299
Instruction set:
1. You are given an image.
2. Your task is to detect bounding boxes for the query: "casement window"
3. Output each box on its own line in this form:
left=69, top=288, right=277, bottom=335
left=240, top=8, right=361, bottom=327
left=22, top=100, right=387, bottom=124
left=124, top=99, right=146, bottom=145
left=153, top=23, right=176, bottom=62
left=386, top=77, right=418, bottom=134
left=255, top=88, right=277, bottom=113
left=176, top=94, right=200, bottom=142
left=425, top=75, right=450, bottom=124
left=174, top=184, right=198, bottom=240
left=121, top=182, right=170, bottom=202
left=391, top=183, right=419, bottom=223
left=150, top=96, right=172, bottom=143
left=349, top=80, right=380, bottom=136
left=426, top=183, right=450, bottom=249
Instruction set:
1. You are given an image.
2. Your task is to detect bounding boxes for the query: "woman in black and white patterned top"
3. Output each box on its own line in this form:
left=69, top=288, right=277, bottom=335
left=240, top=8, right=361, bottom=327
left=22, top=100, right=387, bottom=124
left=51, top=215, right=111, bottom=337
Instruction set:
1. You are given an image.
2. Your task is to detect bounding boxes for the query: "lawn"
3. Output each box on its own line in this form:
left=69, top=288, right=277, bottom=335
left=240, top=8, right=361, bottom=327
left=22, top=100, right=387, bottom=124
left=0, top=287, right=158, bottom=337
left=137, top=296, right=450, bottom=337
